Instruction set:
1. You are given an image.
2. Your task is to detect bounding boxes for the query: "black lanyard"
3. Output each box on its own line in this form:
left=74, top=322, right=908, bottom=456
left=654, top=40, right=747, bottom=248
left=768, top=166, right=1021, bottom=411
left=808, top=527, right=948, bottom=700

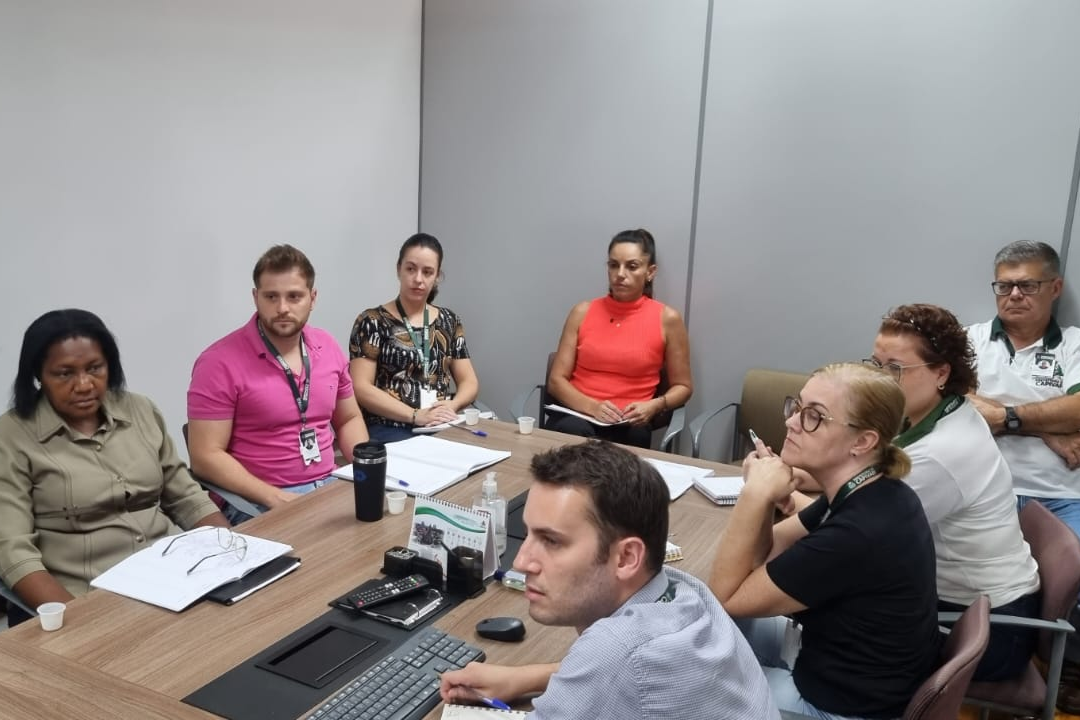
left=820, top=465, right=880, bottom=525
left=395, top=298, right=431, bottom=382
left=257, top=323, right=311, bottom=425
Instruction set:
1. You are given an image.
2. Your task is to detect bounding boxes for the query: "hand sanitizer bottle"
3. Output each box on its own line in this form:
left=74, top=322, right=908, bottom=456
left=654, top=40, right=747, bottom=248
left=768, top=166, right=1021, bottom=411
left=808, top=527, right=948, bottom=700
left=473, top=472, right=507, bottom=557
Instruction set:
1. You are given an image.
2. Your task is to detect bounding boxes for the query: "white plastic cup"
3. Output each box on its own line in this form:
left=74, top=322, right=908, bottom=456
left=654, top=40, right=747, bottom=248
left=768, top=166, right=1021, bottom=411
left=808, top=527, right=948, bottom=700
left=518, top=416, right=535, bottom=435
left=464, top=408, right=480, bottom=426
left=386, top=490, right=408, bottom=515
left=37, top=602, right=66, bottom=631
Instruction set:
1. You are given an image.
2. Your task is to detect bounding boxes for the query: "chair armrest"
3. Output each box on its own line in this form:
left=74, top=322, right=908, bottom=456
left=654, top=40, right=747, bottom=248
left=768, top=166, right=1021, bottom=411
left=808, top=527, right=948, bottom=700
left=471, top=399, right=494, bottom=417
left=689, top=402, right=738, bottom=458
left=659, top=406, right=686, bottom=454
left=197, top=478, right=264, bottom=522
left=0, top=580, right=35, bottom=616
left=510, top=385, right=541, bottom=423
left=938, top=610, right=1074, bottom=633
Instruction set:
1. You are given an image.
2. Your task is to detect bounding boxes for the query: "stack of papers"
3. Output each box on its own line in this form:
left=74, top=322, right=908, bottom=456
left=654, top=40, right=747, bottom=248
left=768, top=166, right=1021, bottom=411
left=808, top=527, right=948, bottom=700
left=544, top=403, right=628, bottom=427
left=644, top=457, right=715, bottom=500
left=91, top=529, right=293, bottom=611
left=693, top=474, right=745, bottom=505
left=332, top=435, right=511, bottom=496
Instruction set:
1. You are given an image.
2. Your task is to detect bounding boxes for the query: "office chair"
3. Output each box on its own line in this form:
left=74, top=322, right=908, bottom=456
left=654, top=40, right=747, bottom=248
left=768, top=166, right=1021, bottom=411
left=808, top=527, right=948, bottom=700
left=781, top=596, right=989, bottom=720
left=0, top=581, right=35, bottom=618
left=689, top=368, right=810, bottom=460
left=513, top=352, right=684, bottom=452
left=906, top=595, right=990, bottom=719
left=181, top=423, right=263, bottom=522
left=958, top=500, right=1080, bottom=720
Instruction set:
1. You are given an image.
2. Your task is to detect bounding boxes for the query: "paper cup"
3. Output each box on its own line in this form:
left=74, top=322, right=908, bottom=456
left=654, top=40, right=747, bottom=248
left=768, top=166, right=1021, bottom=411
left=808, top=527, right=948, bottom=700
left=37, top=602, right=66, bottom=631
left=386, top=490, right=408, bottom=515
left=518, top=416, right=535, bottom=435
left=464, top=408, right=480, bottom=426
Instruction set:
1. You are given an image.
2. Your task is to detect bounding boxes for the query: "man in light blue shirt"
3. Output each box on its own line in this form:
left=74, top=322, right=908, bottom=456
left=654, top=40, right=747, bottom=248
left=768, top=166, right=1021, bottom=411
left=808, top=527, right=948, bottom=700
left=439, top=440, right=777, bottom=719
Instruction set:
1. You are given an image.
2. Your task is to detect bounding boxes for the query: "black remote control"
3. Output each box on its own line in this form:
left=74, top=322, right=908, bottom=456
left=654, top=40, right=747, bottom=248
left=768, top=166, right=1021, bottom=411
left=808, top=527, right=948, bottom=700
left=344, top=573, right=430, bottom=610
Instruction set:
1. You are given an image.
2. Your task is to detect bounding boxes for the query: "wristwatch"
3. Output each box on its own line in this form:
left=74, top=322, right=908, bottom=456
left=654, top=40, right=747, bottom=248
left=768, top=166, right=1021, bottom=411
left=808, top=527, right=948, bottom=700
left=1004, top=406, right=1022, bottom=433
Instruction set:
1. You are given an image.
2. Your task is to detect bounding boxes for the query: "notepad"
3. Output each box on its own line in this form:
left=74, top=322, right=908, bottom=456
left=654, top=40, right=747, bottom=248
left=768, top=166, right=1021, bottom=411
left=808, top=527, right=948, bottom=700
left=644, top=457, right=715, bottom=500
left=440, top=705, right=528, bottom=719
left=544, top=403, right=628, bottom=427
left=332, top=435, right=511, bottom=496
left=413, top=410, right=495, bottom=434
left=90, top=529, right=294, bottom=611
left=693, top=474, right=745, bottom=505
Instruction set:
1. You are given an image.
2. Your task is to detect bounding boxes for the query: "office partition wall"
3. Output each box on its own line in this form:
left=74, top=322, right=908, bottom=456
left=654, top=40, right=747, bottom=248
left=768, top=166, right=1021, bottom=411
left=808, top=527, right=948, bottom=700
left=0, top=1, right=422, bottom=437
left=421, top=1, right=1080, bottom=456
left=420, top=0, right=710, bottom=419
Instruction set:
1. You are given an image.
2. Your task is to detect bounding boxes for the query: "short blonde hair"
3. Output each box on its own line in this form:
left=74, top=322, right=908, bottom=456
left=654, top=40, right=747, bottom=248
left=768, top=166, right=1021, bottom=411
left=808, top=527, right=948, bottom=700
left=812, top=362, right=911, bottom=478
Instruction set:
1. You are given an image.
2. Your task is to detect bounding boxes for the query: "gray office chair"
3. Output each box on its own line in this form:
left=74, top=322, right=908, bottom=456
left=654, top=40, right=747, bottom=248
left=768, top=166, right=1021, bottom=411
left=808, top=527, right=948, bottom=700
left=689, top=367, right=809, bottom=460
left=181, top=423, right=263, bottom=522
left=0, top=580, right=35, bottom=618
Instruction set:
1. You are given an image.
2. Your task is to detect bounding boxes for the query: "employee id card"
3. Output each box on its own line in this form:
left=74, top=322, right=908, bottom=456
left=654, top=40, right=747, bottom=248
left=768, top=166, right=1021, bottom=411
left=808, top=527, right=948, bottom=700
left=419, top=387, right=437, bottom=409
left=299, top=427, right=321, bottom=465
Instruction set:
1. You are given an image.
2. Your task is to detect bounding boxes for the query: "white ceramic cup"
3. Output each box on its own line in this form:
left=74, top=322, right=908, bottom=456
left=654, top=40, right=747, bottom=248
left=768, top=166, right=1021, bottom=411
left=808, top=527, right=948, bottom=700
left=464, top=408, right=480, bottom=426
left=518, top=416, right=535, bottom=435
left=386, top=490, right=408, bottom=515
left=37, top=602, right=66, bottom=631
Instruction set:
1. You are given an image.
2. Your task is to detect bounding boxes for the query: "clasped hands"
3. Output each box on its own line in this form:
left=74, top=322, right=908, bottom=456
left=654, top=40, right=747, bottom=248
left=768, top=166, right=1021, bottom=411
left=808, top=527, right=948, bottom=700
left=414, top=400, right=459, bottom=427
left=592, top=398, right=663, bottom=427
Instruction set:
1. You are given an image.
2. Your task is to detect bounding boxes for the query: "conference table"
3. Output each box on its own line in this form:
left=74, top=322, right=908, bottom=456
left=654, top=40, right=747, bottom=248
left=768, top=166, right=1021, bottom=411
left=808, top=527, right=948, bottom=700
left=0, top=420, right=738, bottom=720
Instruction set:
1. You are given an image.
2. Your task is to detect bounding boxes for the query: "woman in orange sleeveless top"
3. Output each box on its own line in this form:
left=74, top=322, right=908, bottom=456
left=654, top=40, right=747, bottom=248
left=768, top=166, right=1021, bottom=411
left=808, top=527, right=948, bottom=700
left=546, top=229, right=692, bottom=447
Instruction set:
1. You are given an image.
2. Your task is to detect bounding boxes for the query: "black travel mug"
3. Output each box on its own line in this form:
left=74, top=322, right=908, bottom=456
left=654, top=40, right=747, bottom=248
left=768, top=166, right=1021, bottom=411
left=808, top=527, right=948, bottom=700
left=352, top=441, right=387, bottom=522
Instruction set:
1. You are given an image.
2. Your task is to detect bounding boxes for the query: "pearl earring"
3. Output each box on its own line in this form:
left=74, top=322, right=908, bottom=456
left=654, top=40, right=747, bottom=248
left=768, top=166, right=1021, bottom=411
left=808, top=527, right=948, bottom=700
left=937, top=383, right=945, bottom=391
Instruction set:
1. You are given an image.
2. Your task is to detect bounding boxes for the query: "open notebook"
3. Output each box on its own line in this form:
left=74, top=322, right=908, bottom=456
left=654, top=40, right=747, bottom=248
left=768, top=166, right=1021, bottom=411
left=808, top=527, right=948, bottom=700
left=332, top=435, right=511, bottom=496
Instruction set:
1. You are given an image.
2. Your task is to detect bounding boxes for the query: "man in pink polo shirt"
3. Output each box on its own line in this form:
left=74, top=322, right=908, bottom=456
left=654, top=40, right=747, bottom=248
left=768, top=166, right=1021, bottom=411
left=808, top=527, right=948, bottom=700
left=187, top=245, right=369, bottom=524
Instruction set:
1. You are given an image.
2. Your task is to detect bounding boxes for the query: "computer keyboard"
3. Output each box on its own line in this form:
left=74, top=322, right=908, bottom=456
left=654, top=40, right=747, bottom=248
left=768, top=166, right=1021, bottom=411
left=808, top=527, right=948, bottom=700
left=302, top=628, right=486, bottom=720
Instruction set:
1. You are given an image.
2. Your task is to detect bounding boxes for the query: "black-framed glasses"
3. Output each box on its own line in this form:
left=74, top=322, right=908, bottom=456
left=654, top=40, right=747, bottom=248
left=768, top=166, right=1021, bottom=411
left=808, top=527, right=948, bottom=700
left=861, top=357, right=933, bottom=381
left=991, top=279, right=1055, bottom=296
left=783, top=396, right=858, bottom=433
left=161, top=527, right=248, bottom=575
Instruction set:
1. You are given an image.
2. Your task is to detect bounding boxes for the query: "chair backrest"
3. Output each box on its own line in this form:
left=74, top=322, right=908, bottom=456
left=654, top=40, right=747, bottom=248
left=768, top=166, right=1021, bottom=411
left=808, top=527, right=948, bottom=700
left=1019, top=500, right=1080, bottom=661
left=903, top=596, right=990, bottom=720
left=736, top=368, right=809, bottom=456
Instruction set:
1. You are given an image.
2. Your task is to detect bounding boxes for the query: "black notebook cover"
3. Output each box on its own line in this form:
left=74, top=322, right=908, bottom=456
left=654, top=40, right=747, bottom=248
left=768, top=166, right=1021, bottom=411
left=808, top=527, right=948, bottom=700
left=206, top=555, right=301, bottom=605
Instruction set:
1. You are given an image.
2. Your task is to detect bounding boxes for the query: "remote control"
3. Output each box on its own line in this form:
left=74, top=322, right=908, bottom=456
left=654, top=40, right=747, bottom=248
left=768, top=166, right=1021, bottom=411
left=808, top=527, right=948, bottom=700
left=345, top=573, right=430, bottom=610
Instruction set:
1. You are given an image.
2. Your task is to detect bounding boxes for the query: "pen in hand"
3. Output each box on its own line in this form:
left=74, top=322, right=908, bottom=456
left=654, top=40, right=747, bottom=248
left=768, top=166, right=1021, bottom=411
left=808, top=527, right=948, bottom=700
left=460, top=685, right=511, bottom=711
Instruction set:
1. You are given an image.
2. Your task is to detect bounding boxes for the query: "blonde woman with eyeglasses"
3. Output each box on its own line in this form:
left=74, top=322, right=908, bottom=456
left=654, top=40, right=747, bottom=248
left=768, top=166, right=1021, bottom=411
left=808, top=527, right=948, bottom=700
left=869, top=304, right=1039, bottom=682
left=709, top=362, right=940, bottom=720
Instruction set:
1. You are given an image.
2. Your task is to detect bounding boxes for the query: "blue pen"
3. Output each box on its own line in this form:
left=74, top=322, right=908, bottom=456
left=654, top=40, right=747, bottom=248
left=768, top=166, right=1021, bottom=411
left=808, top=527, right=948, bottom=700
left=452, top=424, right=488, bottom=438
left=464, top=686, right=511, bottom=711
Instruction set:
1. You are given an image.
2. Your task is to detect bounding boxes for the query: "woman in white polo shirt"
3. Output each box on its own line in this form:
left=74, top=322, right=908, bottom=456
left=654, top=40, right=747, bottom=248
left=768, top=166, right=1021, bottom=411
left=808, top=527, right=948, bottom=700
left=868, top=303, right=1041, bottom=681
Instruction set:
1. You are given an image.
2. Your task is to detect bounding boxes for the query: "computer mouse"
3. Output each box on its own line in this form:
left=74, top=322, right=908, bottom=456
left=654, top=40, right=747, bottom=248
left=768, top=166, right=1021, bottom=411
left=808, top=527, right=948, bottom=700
left=476, top=616, right=526, bottom=642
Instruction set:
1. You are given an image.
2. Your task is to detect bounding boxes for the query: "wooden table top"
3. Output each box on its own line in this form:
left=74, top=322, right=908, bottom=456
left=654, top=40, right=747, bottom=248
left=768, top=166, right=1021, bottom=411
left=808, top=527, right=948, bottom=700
left=2, top=420, right=737, bottom=719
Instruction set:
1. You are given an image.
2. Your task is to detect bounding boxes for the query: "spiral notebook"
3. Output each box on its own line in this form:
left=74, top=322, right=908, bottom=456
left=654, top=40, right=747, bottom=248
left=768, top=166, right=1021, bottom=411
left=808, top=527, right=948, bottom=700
left=409, top=496, right=497, bottom=579
left=441, top=706, right=528, bottom=719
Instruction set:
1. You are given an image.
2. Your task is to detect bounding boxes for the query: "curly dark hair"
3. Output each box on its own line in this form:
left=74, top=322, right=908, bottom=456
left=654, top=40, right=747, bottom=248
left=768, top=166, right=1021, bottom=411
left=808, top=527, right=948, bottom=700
left=879, top=304, right=978, bottom=396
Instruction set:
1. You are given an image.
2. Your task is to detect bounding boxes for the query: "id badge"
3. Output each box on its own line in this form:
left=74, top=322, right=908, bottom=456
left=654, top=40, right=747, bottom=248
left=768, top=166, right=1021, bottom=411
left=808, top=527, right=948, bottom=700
left=299, top=427, right=321, bottom=465
left=780, top=618, right=802, bottom=669
left=419, top=387, right=437, bottom=409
